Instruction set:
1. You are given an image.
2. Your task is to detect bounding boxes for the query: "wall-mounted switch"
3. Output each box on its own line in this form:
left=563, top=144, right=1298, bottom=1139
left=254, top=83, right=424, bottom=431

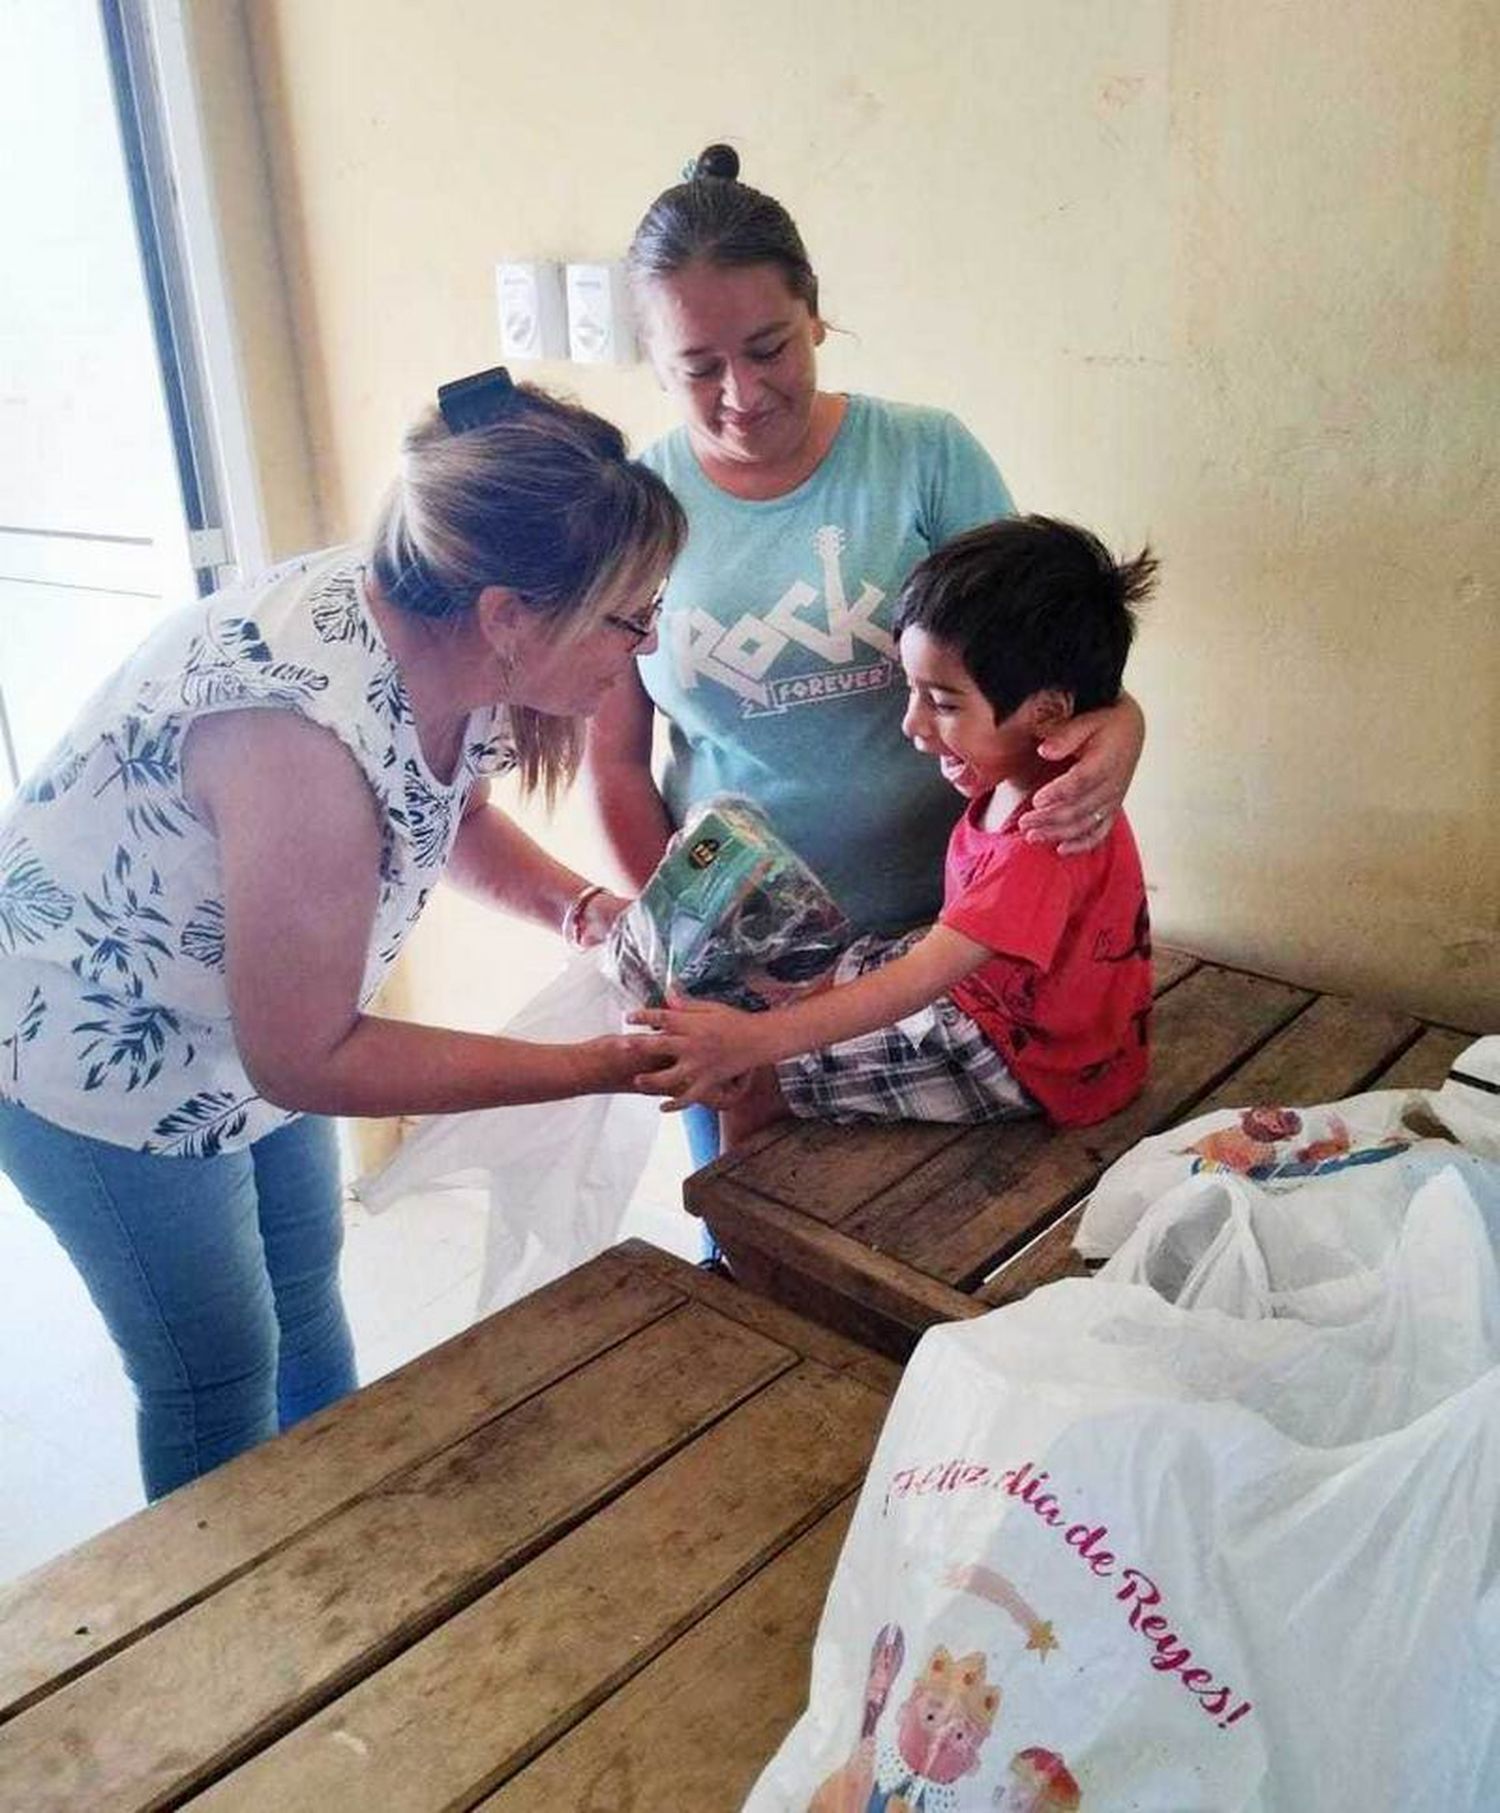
left=496, top=261, right=568, bottom=360
left=565, top=262, right=636, bottom=364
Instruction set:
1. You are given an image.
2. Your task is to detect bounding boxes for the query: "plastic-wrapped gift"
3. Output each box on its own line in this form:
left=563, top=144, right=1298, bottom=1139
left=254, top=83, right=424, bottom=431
left=604, top=795, right=850, bottom=1011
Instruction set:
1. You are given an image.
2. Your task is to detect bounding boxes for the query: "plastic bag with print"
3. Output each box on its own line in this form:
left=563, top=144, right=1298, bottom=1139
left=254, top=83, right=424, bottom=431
left=1073, top=1032, right=1499, bottom=1262
left=746, top=1157, right=1500, bottom=1811
left=355, top=952, right=660, bottom=1316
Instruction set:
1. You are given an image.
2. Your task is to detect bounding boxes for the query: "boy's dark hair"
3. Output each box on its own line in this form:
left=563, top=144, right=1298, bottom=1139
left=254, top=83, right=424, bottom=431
left=893, top=515, right=1156, bottom=720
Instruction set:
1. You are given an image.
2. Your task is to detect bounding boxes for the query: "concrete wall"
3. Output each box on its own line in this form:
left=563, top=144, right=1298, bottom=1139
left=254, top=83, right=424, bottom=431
left=196, top=0, right=1498, bottom=1030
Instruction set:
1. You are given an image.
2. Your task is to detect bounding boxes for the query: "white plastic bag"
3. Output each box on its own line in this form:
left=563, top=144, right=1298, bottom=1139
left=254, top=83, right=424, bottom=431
left=749, top=1152, right=1500, bottom=1811
left=1434, top=1034, right=1500, bottom=1153
left=1075, top=1032, right=1498, bottom=1261
left=355, top=953, right=660, bottom=1316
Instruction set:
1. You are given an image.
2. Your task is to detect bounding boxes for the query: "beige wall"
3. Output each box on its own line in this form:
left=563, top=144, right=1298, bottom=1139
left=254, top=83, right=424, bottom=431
left=205, top=0, right=1496, bottom=1029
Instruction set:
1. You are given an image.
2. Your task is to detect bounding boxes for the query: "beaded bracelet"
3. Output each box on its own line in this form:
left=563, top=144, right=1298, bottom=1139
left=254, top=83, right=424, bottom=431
left=561, top=882, right=607, bottom=949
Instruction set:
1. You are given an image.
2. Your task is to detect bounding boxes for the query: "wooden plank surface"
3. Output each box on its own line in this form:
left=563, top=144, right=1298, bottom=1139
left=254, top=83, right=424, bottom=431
left=980, top=991, right=1423, bottom=1306
left=188, top=1377, right=882, bottom=1812
left=844, top=964, right=1311, bottom=1286
left=1186, top=991, right=1419, bottom=1117
left=483, top=1500, right=856, bottom=1812
left=0, top=1300, right=796, bottom=1812
left=687, top=964, right=1309, bottom=1357
left=1151, top=944, right=1202, bottom=992
left=978, top=1212, right=1094, bottom=1307
left=702, top=1176, right=985, bottom=1361
left=698, top=945, right=1202, bottom=1229
left=616, top=1238, right=901, bottom=1398
left=691, top=1115, right=964, bottom=1229
left=1369, top=1025, right=1475, bottom=1091
left=0, top=1248, right=684, bottom=1719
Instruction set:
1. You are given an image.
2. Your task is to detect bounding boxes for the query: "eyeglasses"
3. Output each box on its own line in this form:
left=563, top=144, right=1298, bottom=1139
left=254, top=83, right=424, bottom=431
left=603, top=584, right=666, bottom=647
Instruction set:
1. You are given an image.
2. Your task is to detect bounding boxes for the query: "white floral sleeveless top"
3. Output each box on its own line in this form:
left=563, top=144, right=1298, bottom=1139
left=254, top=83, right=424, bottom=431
left=0, top=547, right=511, bottom=1155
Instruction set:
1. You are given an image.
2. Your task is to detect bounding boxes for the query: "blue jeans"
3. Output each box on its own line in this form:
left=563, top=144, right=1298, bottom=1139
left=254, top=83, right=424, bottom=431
left=0, top=1101, right=356, bottom=1500
left=682, top=1102, right=724, bottom=1263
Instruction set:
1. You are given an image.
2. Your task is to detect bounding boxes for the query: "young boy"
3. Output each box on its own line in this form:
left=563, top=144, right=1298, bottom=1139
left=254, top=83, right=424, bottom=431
left=633, top=515, right=1157, bottom=1143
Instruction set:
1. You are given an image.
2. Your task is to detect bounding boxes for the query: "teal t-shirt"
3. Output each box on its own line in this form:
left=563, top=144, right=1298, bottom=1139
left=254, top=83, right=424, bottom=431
left=637, top=395, right=1014, bottom=934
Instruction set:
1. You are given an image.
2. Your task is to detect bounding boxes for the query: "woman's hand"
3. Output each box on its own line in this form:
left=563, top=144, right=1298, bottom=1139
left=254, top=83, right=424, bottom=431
left=573, top=888, right=630, bottom=950
left=1019, top=692, right=1146, bottom=854
left=576, top=1032, right=678, bottom=1094
left=627, top=1001, right=764, bottom=1109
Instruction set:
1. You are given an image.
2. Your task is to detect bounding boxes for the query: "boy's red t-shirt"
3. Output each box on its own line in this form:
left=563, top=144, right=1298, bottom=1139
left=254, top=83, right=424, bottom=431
left=939, top=795, right=1152, bottom=1126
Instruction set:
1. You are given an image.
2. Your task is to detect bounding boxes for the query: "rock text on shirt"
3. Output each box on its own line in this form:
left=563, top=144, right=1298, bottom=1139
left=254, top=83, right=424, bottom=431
left=668, top=524, right=896, bottom=716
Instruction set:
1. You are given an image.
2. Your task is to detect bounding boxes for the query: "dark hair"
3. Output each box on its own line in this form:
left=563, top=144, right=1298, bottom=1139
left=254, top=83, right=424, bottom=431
left=893, top=515, right=1155, bottom=719
left=627, top=143, right=819, bottom=314
left=369, top=379, right=685, bottom=799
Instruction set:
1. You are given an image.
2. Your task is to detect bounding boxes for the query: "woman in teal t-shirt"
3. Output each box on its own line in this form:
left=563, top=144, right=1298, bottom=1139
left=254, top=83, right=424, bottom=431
left=584, top=147, right=1146, bottom=1163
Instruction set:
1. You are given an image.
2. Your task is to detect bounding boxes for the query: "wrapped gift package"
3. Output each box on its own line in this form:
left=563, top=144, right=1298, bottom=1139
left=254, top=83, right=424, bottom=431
left=604, top=794, right=850, bottom=1011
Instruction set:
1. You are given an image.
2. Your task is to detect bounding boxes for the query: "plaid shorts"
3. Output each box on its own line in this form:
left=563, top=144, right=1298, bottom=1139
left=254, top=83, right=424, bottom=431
left=775, top=931, right=1037, bottom=1126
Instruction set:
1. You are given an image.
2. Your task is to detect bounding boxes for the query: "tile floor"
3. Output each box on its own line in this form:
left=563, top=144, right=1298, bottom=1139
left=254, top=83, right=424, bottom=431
left=0, top=1118, right=701, bottom=1587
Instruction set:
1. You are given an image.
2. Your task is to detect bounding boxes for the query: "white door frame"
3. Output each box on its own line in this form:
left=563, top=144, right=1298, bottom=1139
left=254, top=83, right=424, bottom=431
left=121, top=0, right=270, bottom=585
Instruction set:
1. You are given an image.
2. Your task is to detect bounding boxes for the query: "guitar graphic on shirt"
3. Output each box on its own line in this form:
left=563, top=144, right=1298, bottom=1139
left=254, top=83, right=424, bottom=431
left=671, top=523, right=895, bottom=714
left=762, top=525, right=894, bottom=664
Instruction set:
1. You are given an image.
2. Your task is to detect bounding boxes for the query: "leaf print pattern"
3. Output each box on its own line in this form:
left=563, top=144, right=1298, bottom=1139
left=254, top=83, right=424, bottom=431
left=366, top=660, right=410, bottom=726
left=72, top=846, right=173, bottom=992
left=1, top=986, right=46, bottom=1086
left=0, top=832, right=75, bottom=951
left=91, top=716, right=192, bottom=840
left=376, top=884, right=432, bottom=968
left=263, top=658, right=330, bottom=695
left=310, top=567, right=378, bottom=653
left=74, top=991, right=194, bottom=1093
left=22, top=742, right=88, bottom=805
left=391, top=759, right=454, bottom=868
left=179, top=616, right=331, bottom=712
left=176, top=636, right=256, bottom=710
left=150, top=1089, right=255, bottom=1157
left=0, top=551, right=470, bottom=1151
left=179, top=898, right=226, bottom=969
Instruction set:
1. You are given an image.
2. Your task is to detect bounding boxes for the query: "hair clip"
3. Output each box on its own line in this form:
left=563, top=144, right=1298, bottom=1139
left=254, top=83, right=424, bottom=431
left=437, top=366, right=516, bottom=434
left=682, top=143, right=739, bottom=183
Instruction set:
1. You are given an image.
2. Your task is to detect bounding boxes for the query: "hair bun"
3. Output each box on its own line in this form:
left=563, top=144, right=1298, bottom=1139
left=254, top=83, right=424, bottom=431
left=686, top=143, right=740, bottom=182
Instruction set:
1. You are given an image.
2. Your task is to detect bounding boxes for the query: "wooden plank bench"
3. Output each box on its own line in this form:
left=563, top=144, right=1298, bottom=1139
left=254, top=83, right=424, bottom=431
left=0, top=1241, right=896, bottom=1812
left=688, top=947, right=1480, bottom=1358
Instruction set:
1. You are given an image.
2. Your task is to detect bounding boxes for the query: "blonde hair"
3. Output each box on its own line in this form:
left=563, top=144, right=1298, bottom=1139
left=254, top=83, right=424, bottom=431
left=370, top=382, right=685, bottom=802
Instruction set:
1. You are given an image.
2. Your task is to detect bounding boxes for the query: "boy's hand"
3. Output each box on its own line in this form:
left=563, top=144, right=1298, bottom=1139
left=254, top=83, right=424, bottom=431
left=627, top=1000, right=766, bottom=1109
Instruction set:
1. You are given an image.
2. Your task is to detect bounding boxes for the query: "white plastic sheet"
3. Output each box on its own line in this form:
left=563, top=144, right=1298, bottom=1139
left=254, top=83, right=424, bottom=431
left=750, top=1141, right=1500, bottom=1810
left=355, top=953, right=661, bottom=1316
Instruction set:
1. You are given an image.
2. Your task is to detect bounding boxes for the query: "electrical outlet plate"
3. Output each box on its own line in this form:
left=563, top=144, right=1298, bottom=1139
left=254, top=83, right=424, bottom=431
left=565, top=262, right=637, bottom=364
left=495, top=261, right=568, bottom=360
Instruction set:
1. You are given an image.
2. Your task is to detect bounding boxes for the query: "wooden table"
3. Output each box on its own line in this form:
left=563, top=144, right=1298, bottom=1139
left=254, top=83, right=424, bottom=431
left=0, top=1241, right=897, bottom=1811
left=690, top=947, right=1479, bottom=1358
